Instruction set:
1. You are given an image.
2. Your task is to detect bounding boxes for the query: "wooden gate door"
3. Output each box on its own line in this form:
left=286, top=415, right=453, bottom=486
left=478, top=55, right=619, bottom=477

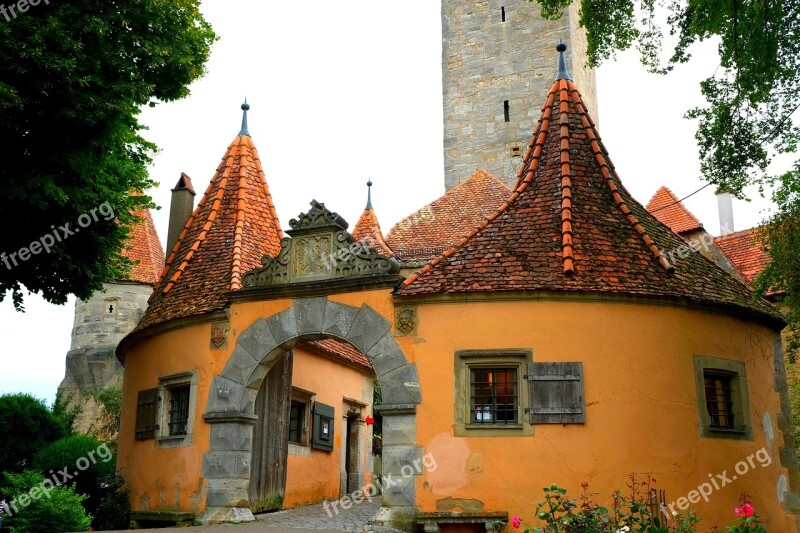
left=249, top=351, right=293, bottom=512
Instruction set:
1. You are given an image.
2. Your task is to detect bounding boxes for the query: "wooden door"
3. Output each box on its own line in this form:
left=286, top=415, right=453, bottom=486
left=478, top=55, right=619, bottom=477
left=249, top=351, right=293, bottom=512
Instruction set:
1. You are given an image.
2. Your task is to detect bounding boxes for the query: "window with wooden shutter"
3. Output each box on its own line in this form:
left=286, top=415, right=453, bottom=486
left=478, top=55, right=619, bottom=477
left=526, top=362, right=585, bottom=424
left=135, top=387, right=159, bottom=440
left=311, top=402, right=335, bottom=452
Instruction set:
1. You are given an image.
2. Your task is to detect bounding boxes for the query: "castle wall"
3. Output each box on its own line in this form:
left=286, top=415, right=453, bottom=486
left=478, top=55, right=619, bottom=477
left=442, top=0, right=597, bottom=189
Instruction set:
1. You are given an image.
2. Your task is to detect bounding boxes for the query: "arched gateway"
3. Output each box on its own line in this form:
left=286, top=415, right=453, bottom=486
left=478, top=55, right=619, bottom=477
left=199, top=202, right=421, bottom=524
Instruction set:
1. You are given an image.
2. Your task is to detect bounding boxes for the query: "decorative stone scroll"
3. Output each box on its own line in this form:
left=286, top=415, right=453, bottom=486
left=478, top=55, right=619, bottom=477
left=242, top=200, right=400, bottom=288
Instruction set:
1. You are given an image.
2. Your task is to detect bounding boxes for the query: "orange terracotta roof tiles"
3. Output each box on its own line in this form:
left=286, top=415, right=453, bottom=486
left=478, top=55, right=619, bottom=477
left=303, top=338, right=374, bottom=373
left=134, top=128, right=283, bottom=332
left=385, top=169, right=510, bottom=264
left=645, top=186, right=703, bottom=234
left=118, top=209, right=165, bottom=286
left=714, top=228, right=771, bottom=285
left=396, top=48, right=779, bottom=324
left=352, top=208, right=394, bottom=257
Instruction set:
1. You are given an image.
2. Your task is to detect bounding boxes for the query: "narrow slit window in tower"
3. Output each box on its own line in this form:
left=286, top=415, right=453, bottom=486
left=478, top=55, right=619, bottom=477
left=501, top=6, right=506, bottom=22
left=503, top=100, right=510, bottom=122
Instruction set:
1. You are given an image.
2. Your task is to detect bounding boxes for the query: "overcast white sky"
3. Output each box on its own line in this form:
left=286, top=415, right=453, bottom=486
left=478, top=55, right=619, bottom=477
left=0, top=1, right=780, bottom=403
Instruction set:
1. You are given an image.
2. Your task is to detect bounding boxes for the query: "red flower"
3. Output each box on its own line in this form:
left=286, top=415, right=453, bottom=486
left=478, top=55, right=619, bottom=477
left=511, top=516, right=521, bottom=529
left=740, top=503, right=754, bottom=517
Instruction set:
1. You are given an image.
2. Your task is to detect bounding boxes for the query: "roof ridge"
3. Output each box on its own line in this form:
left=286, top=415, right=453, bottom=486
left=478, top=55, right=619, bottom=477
left=568, top=81, right=673, bottom=272
left=139, top=209, right=164, bottom=285
left=715, top=227, right=762, bottom=240
left=230, top=140, right=250, bottom=290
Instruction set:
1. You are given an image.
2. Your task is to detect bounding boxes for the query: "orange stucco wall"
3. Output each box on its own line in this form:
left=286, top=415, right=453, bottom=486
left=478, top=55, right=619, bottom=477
left=117, top=320, right=225, bottom=512
left=407, top=298, right=794, bottom=531
left=283, top=346, right=373, bottom=508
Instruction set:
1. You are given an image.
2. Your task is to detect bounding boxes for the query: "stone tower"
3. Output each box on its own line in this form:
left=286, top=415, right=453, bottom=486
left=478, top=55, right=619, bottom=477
left=59, top=208, right=165, bottom=433
left=442, top=0, right=598, bottom=189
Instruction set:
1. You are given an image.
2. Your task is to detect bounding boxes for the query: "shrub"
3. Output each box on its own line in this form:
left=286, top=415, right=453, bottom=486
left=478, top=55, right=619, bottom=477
left=32, top=435, right=115, bottom=518
left=91, top=471, right=130, bottom=531
left=0, top=470, right=91, bottom=533
left=0, top=393, right=66, bottom=473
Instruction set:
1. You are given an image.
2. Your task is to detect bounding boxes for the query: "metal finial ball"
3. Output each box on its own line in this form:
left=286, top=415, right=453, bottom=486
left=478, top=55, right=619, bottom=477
left=241, top=102, right=250, bottom=111
left=556, top=41, right=567, bottom=52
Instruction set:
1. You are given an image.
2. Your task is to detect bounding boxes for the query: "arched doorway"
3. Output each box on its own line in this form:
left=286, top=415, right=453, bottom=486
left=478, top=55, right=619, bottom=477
left=199, top=297, right=421, bottom=524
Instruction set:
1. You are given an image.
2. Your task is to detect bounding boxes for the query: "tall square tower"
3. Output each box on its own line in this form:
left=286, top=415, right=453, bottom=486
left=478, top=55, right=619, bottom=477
left=442, top=0, right=598, bottom=189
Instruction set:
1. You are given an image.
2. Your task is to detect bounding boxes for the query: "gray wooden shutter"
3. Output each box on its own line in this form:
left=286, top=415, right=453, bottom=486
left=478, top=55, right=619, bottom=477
left=312, top=402, right=335, bottom=452
left=135, top=387, right=159, bottom=440
left=527, top=362, right=585, bottom=424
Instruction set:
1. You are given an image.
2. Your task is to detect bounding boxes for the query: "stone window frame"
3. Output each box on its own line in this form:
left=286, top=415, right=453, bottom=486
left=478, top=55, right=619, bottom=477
left=288, top=387, right=315, bottom=457
left=454, top=350, right=533, bottom=437
left=693, top=355, right=753, bottom=441
left=156, top=370, right=198, bottom=448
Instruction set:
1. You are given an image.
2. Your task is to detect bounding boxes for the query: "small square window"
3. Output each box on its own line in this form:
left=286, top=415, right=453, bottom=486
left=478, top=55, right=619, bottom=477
left=469, top=367, right=518, bottom=425
left=693, top=356, right=752, bottom=440
left=154, top=370, right=197, bottom=448
left=167, top=385, right=190, bottom=436
left=704, top=371, right=735, bottom=429
left=455, top=350, right=532, bottom=436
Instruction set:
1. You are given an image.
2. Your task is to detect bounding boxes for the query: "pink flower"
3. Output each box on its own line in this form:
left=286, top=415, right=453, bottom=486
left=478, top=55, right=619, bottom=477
left=511, top=516, right=521, bottom=529
left=740, top=503, right=754, bottom=517
left=735, top=506, right=742, bottom=516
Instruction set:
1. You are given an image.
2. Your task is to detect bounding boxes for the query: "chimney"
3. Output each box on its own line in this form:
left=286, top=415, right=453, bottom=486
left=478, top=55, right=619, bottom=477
left=166, top=173, right=196, bottom=254
left=717, top=190, right=735, bottom=235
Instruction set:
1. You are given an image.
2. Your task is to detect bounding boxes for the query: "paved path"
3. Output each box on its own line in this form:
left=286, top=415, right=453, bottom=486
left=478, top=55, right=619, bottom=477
left=127, top=500, right=396, bottom=532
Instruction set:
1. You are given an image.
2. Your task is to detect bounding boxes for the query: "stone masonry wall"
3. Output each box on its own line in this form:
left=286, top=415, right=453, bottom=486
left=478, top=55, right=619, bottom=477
left=59, top=281, right=153, bottom=433
left=442, top=0, right=598, bottom=189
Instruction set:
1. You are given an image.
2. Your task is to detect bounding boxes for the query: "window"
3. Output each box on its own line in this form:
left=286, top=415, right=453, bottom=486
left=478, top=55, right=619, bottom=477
left=704, top=372, right=734, bottom=429
left=693, top=356, right=752, bottom=440
left=470, top=367, right=518, bottom=424
left=501, top=6, right=506, bottom=22
left=157, top=370, right=198, bottom=447
left=167, top=385, right=190, bottom=436
left=455, top=350, right=532, bottom=436
left=503, top=100, right=510, bottom=122
left=289, top=400, right=306, bottom=444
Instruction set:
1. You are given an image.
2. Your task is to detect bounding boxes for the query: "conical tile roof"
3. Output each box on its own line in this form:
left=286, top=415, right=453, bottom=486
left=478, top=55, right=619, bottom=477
left=397, top=45, right=780, bottom=325
left=386, top=169, right=510, bottom=264
left=136, top=105, right=283, bottom=331
left=118, top=208, right=165, bottom=286
left=645, top=186, right=703, bottom=234
left=352, top=181, right=393, bottom=257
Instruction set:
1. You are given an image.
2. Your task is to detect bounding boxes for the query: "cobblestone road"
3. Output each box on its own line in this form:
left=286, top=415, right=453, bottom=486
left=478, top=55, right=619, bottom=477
left=128, top=500, right=402, bottom=532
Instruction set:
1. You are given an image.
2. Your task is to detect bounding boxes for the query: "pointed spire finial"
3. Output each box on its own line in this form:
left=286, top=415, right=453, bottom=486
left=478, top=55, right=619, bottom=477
left=556, top=40, right=571, bottom=81
left=366, top=179, right=373, bottom=209
left=239, top=98, right=250, bottom=137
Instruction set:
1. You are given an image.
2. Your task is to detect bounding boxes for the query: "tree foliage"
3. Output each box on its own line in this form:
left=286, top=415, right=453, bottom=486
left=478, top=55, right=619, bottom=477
left=0, top=470, right=92, bottom=533
left=83, top=386, right=122, bottom=448
left=534, top=0, right=800, bottom=357
left=0, top=394, right=66, bottom=473
left=0, top=0, right=216, bottom=310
